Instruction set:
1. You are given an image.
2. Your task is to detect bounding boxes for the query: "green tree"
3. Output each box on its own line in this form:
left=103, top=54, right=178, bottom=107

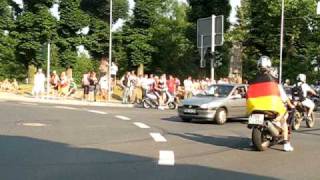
left=0, top=0, right=26, bottom=80
left=150, top=0, right=195, bottom=77
left=80, top=0, right=129, bottom=60
left=235, top=0, right=319, bottom=82
left=57, top=0, right=90, bottom=67
left=13, top=0, right=57, bottom=69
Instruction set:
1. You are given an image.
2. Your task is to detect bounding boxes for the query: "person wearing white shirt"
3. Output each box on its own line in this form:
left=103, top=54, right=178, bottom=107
left=183, top=76, right=193, bottom=99
left=99, top=74, right=109, bottom=101
left=297, top=74, right=317, bottom=117
left=32, top=69, right=46, bottom=98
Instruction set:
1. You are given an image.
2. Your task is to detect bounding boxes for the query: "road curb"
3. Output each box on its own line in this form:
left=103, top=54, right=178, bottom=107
left=0, top=92, right=135, bottom=108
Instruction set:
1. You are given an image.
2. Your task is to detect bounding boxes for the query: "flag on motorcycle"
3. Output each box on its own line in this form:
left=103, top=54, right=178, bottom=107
left=247, top=74, right=286, bottom=116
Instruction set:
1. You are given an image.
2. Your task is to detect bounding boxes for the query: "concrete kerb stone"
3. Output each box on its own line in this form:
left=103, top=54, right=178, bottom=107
left=0, top=92, right=135, bottom=108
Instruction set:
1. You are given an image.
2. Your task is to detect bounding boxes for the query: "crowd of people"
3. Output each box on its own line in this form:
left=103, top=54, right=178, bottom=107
left=31, top=68, right=77, bottom=98
left=119, top=71, right=245, bottom=107
left=0, top=79, right=19, bottom=92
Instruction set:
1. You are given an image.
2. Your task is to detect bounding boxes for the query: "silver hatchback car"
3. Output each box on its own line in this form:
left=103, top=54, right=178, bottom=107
left=178, top=84, right=248, bottom=124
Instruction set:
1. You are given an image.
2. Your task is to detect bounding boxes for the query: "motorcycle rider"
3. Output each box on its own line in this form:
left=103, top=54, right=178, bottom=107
left=247, top=56, right=295, bottom=152
left=152, top=76, right=166, bottom=110
left=296, top=74, right=317, bottom=118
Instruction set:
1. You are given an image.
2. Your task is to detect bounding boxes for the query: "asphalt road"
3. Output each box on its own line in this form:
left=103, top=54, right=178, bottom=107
left=0, top=100, right=319, bottom=180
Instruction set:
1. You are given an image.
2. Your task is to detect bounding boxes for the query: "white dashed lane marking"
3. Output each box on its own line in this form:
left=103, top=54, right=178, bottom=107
left=87, top=110, right=108, bottom=114
left=20, top=102, right=38, bottom=106
left=133, top=122, right=150, bottom=129
left=54, top=106, right=77, bottom=110
left=158, top=151, right=175, bottom=166
left=150, top=133, right=167, bottom=142
left=115, top=115, right=131, bottom=121
left=18, top=123, right=47, bottom=127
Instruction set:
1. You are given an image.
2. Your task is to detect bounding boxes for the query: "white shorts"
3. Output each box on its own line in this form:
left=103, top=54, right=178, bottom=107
left=302, top=99, right=315, bottom=109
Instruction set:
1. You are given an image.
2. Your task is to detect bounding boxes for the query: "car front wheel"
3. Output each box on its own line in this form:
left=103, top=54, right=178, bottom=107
left=215, top=108, right=227, bottom=125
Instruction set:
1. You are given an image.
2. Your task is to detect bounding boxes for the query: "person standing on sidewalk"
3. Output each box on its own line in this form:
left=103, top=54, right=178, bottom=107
left=110, top=62, right=118, bottom=91
left=82, top=72, right=90, bottom=101
left=183, top=76, right=193, bottom=99
left=99, top=73, right=109, bottom=102
left=88, top=71, right=98, bottom=102
left=32, top=68, right=46, bottom=98
left=120, top=72, right=131, bottom=104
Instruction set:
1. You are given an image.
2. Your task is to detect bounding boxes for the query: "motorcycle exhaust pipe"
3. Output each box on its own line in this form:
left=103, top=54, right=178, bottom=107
left=266, top=121, right=280, bottom=137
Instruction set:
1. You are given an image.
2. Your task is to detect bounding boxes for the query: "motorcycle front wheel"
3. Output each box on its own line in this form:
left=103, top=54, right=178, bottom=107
left=168, top=102, right=177, bottom=110
left=252, top=127, right=270, bottom=151
left=306, top=112, right=315, bottom=128
left=292, top=111, right=302, bottom=130
left=143, top=99, right=152, bottom=109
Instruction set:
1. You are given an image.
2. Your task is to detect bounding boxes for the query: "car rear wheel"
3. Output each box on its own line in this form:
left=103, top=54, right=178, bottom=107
left=215, top=108, right=227, bottom=125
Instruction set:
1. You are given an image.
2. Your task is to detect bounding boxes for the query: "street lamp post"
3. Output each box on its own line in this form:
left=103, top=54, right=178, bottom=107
left=279, top=0, right=285, bottom=84
left=108, top=0, right=113, bottom=101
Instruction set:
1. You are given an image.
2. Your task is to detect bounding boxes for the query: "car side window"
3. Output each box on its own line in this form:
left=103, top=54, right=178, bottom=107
left=239, top=86, right=247, bottom=98
left=234, top=86, right=246, bottom=98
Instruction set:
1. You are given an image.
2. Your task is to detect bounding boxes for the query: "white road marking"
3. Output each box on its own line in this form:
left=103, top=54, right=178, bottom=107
left=87, top=110, right=108, bottom=114
left=54, top=106, right=77, bottom=110
left=150, top=133, right=167, bottom=142
left=133, top=122, right=150, bottom=129
left=115, top=115, right=131, bottom=121
left=19, top=123, right=47, bottom=127
left=158, top=151, right=175, bottom=166
left=20, top=102, right=38, bottom=106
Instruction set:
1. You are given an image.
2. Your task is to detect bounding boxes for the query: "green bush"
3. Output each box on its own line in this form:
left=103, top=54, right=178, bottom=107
left=72, top=55, right=98, bottom=84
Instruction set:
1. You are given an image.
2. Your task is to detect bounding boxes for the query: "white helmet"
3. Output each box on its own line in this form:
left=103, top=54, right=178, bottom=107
left=257, top=56, right=272, bottom=71
left=297, top=74, right=306, bottom=82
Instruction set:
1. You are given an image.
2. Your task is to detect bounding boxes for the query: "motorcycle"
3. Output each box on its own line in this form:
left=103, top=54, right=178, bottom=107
left=290, top=96, right=316, bottom=130
left=248, top=111, right=287, bottom=151
left=142, top=90, right=177, bottom=110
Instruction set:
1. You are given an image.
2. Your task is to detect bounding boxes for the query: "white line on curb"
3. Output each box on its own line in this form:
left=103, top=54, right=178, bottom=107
left=87, top=110, right=108, bottom=114
left=54, top=106, right=77, bottom=110
left=20, top=102, right=38, bottom=106
left=150, top=133, right=167, bottom=142
left=115, top=115, right=131, bottom=121
left=133, top=122, right=150, bottom=129
left=158, top=151, right=175, bottom=166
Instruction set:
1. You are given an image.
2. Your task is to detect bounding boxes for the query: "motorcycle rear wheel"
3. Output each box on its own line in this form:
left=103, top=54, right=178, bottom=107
left=306, top=112, right=315, bottom=128
left=252, top=128, right=270, bottom=151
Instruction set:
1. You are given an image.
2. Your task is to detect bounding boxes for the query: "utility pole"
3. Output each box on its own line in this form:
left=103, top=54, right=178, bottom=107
left=279, top=0, right=285, bottom=84
left=108, top=0, right=113, bottom=101
left=46, top=42, right=51, bottom=98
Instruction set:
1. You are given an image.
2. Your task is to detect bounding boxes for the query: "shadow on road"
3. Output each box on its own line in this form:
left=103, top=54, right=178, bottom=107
left=170, top=132, right=252, bottom=151
left=162, top=116, right=247, bottom=125
left=0, top=135, right=277, bottom=180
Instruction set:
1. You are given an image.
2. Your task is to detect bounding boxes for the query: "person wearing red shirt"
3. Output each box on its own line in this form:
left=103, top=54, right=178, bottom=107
left=167, top=75, right=176, bottom=96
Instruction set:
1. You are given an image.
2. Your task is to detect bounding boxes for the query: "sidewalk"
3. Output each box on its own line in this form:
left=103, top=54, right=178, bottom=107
left=0, top=92, right=135, bottom=108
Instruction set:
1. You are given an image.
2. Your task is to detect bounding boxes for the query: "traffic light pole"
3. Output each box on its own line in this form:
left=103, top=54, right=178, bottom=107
left=211, top=15, right=216, bottom=82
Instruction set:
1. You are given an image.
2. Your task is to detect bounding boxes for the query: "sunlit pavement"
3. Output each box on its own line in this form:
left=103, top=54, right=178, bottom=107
left=0, top=100, right=319, bottom=180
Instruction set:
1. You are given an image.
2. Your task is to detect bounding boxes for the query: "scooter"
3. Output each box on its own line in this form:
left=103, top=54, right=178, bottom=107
left=142, top=90, right=177, bottom=110
left=248, top=110, right=287, bottom=151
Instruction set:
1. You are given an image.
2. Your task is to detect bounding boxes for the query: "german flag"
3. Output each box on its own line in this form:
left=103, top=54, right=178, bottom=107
left=247, top=74, right=286, bottom=116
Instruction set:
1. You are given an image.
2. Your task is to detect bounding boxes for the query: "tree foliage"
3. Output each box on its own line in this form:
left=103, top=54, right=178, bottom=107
left=235, top=0, right=319, bottom=82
